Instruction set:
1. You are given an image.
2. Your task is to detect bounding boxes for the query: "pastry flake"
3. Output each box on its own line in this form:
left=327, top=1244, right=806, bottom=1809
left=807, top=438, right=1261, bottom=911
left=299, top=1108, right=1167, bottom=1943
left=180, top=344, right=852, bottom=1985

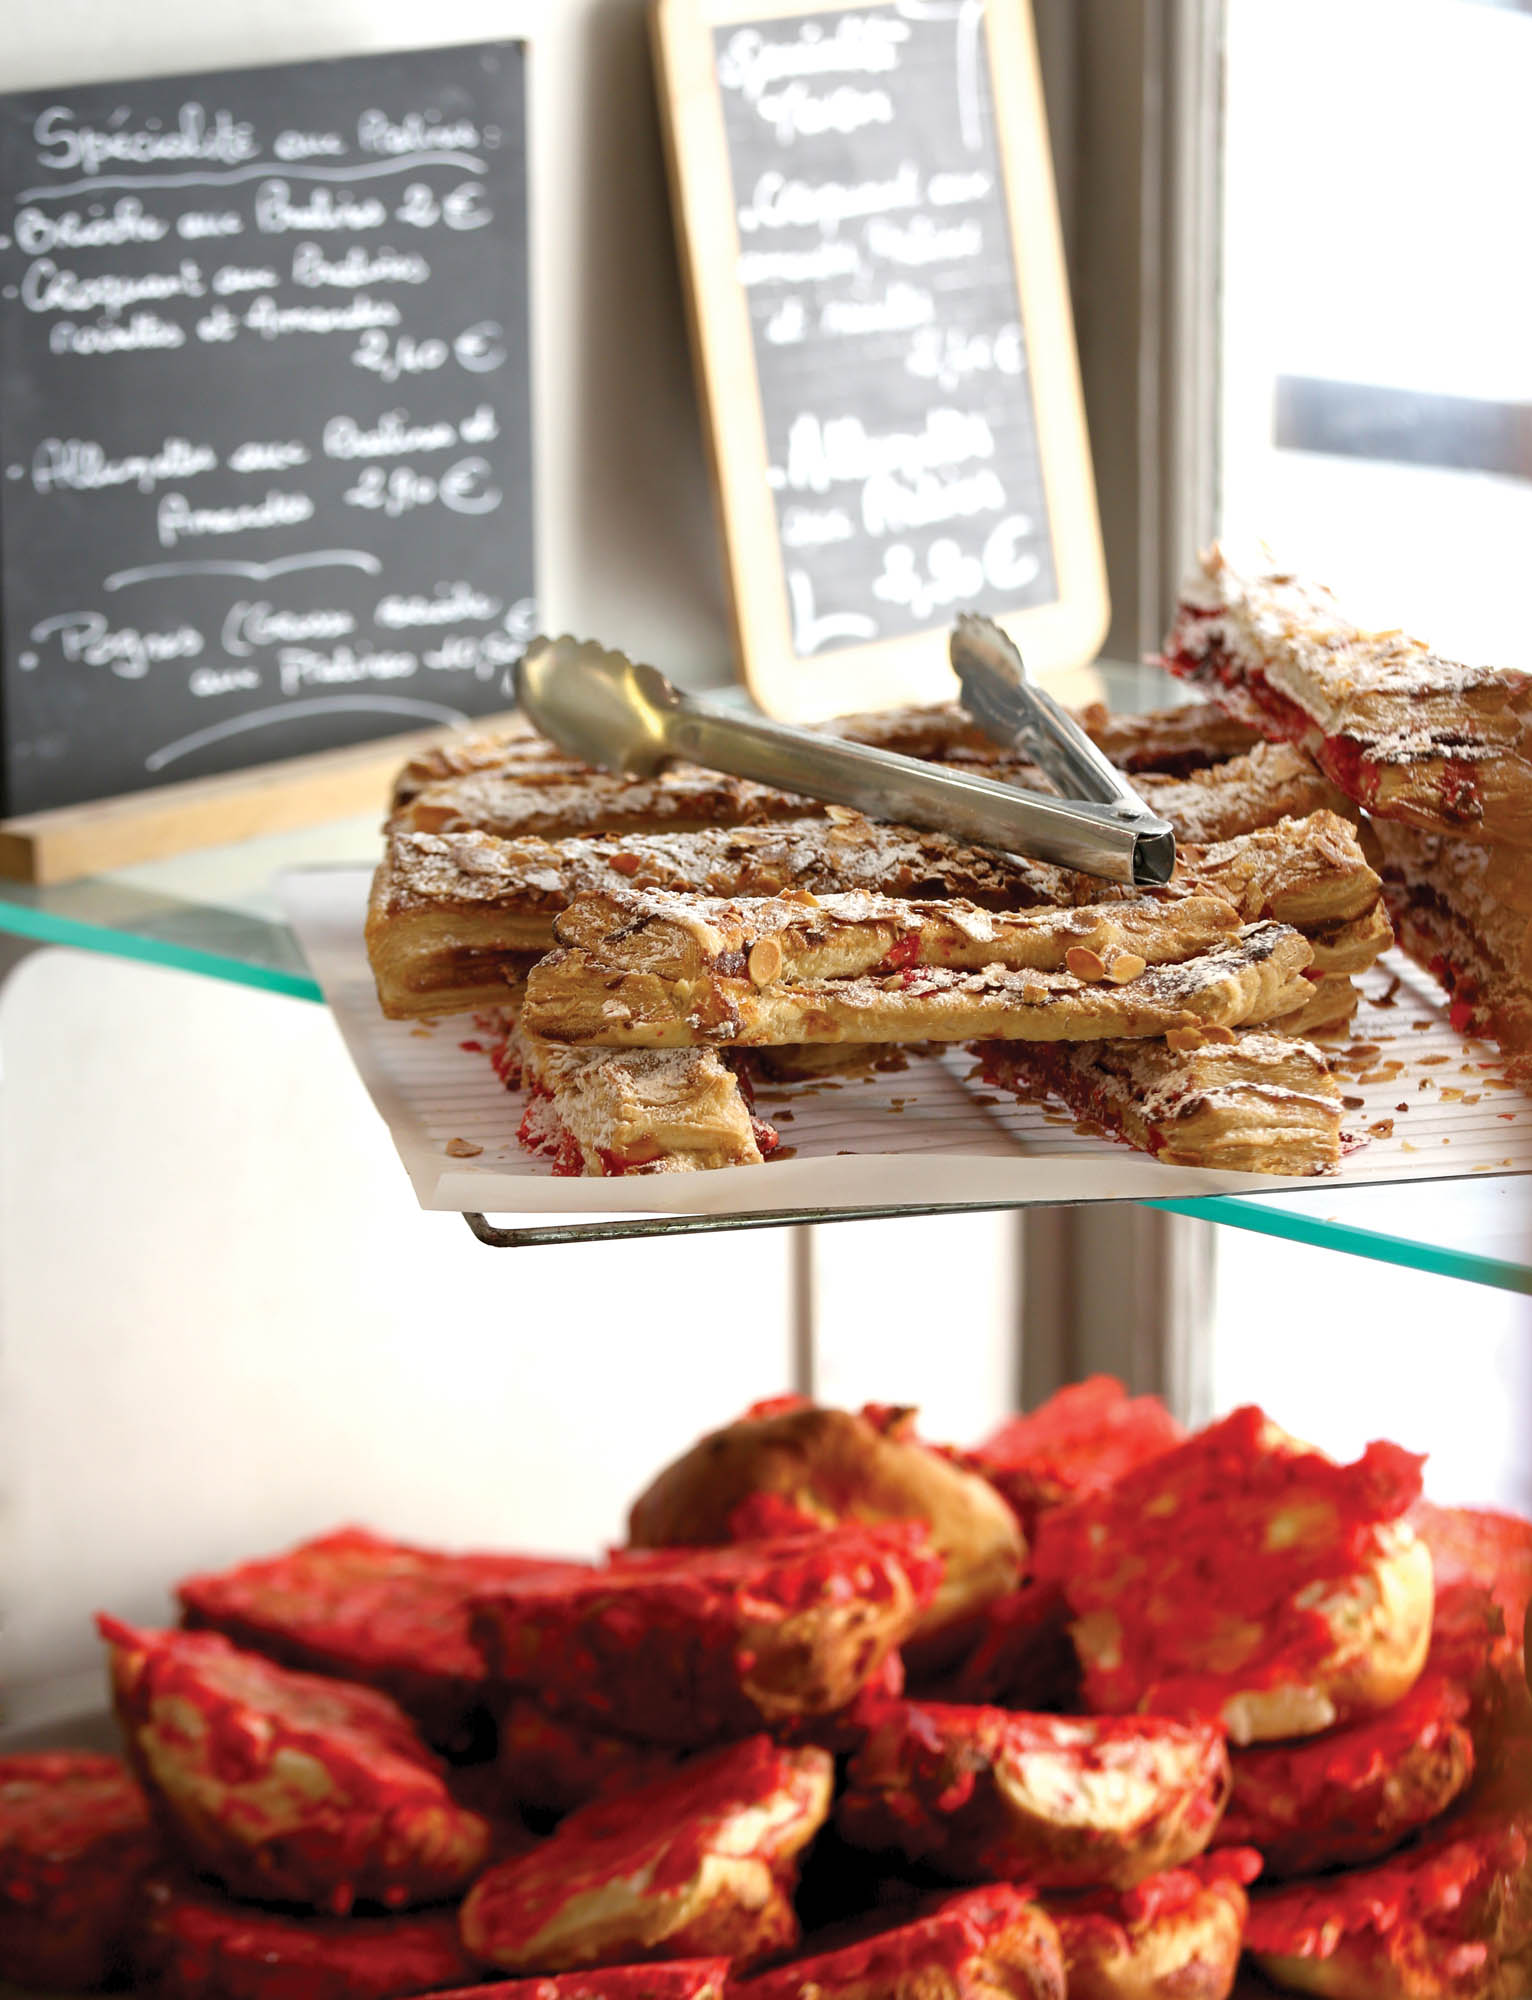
left=1030, top=1406, right=1434, bottom=1745
left=626, top=1399, right=1025, bottom=1667
left=523, top=891, right=1310, bottom=1049
left=1165, top=546, right=1532, bottom=847
left=837, top=1700, right=1230, bottom=1891
left=101, top=1617, right=489, bottom=1913
left=470, top=1527, right=942, bottom=1747
left=458, top=1737, right=832, bottom=1974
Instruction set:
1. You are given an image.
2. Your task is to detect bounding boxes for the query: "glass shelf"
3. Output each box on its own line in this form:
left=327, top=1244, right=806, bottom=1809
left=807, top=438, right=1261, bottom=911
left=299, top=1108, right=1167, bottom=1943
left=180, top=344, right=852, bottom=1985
left=0, top=664, right=1526, bottom=1290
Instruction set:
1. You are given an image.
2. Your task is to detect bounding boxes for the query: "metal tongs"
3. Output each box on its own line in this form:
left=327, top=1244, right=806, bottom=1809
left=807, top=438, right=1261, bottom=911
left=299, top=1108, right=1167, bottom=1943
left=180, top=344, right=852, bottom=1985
left=516, top=618, right=1176, bottom=887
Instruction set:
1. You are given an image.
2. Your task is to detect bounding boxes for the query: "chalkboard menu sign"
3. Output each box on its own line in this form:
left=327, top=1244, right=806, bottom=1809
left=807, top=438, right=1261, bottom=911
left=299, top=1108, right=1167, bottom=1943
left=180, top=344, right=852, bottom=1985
left=0, top=42, right=532, bottom=815
left=652, top=0, right=1106, bottom=721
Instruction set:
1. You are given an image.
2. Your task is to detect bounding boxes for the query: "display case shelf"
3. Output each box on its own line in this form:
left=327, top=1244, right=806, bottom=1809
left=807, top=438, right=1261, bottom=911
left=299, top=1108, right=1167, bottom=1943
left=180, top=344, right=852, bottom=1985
left=1, top=804, right=1526, bottom=1290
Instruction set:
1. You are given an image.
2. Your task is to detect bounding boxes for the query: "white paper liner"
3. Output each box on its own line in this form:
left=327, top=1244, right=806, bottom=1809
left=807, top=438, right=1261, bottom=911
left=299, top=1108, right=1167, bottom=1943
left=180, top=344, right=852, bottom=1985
left=281, top=868, right=1532, bottom=1216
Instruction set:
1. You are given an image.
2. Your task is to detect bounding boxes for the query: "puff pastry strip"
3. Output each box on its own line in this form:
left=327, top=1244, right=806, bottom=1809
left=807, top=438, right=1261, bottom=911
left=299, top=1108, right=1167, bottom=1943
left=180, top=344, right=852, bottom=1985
left=973, top=1030, right=1345, bottom=1176
left=514, top=1027, right=774, bottom=1176
left=389, top=715, right=584, bottom=810
left=394, top=764, right=816, bottom=841
left=524, top=893, right=1313, bottom=1048
left=1374, top=821, right=1532, bottom=1053
left=1165, top=545, right=1532, bottom=846
left=830, top=697, right=1260, bottom=776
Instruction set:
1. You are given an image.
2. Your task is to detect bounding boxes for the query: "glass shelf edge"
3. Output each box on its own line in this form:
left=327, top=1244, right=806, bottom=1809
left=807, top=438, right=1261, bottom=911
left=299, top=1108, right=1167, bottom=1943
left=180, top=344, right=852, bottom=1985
left=0, top=901, right=324, bottom=1004
left=1149, top=1194, right=1532, bottom=1295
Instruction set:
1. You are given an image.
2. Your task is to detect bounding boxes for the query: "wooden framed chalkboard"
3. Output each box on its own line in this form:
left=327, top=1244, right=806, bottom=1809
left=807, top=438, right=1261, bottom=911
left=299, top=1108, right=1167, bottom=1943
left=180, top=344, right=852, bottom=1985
left=651, top=0, right=1107, bottom=720
left=0, top=41, right=532, bottom=820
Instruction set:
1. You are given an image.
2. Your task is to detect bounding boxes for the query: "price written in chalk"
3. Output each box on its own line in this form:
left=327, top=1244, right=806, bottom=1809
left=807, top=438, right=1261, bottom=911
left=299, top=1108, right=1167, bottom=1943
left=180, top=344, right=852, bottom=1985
left=0, top=41, right=533, bottom=813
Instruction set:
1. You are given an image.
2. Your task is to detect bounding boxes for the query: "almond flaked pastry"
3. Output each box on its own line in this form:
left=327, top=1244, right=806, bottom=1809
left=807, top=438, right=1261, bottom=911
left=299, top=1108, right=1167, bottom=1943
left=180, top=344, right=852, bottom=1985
left=973, top=1030, right=1346, bottom=1177
left=393, top=764, right=815, bottom=842
left=522, top=892, right=1312, bottom=1049
left=1164, top=545, right=1532, bottom=847
left=513, top=1026, right=773, bottom=1177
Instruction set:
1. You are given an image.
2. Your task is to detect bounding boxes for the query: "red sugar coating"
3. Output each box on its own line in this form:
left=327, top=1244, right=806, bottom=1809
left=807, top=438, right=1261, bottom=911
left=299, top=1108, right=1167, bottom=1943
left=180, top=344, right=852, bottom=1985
left=472, top=1527, right=942, bottom=1748
left=497, top=1699, right=680, bottom=1817
left=424, top=1960, right=730, bottom=2000
left=1049, top=1847, right=1262, bottom=1933
left=1216, top=1584, right=1488, bottom=1879
left=1243, top=1806, right=1531, bottom=1962
left=735, top=1885, right=1066, bottom=2000
left=1030, top=1405, right=1425, bottom=1718
left=0, top=1750, right=158, bottom=1992
left=1411, top=1501, right=1532, bottom=1646
left=970, top=1379, right=1185, bottom=1537
left=101, top=1617, right=489, bottom=1914
left=132, top=1873, right=475, bottom=2000
left=459, top=1737, right=832, bottom=1974
left=953, top=1580, right=1080, bottom=1713
left=177, top=1527, right=583, bottom=1752
left=839, top=1700, right=1230, bottom=1891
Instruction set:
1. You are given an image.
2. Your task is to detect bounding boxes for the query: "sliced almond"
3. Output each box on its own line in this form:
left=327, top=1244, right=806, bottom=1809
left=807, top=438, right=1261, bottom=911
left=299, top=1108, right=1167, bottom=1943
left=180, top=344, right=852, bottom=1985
left=1065, top=945, right=1107, bottom=980
left=445, top=1137, right=483, bottom=1158
left=748, top=937, right=785, bottom=987
left=1203, top=1024, right=1238, bottom=1045
left=1165, top=1026, right=1206, bottom=1052
left=1105, top=951, right=1147, bottom=984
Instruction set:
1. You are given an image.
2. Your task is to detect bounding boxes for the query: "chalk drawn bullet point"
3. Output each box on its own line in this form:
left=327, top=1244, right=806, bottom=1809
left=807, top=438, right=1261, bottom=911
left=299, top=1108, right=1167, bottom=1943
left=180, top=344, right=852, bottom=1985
left=2, top=288, right=15, bottom=300
left=19, top=653, right=38, bottom=670
left=6, top=466, right=22, bottom=480
left=0, top=236, right=10, bottom=249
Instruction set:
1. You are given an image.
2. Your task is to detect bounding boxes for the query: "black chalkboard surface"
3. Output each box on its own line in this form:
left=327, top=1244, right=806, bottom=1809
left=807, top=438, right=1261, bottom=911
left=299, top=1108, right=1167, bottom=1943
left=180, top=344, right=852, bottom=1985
left=652, top=0, right=1106, bottom=721
left=0, top=42, right=532, bottom=815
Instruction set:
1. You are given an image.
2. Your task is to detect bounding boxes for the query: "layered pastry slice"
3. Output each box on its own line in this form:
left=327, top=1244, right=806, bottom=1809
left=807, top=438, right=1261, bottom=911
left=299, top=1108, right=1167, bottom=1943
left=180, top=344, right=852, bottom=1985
left=1373, top=821, right=1532, bottom=1057
left=971, top=1032, right=1346, bottom=1176
left=523, top=889, right=1312, bottom=1049
left=393, top=763, right=815, bottom=841
left=828, top=696, right=1261, bottom=777
left=1164, top=545, right=1532, bottom=846
left=514, top=1026, right=777, bottom=1176
left=389, top=714, right=590, bottom=810
left=365, top=815, right=1074, bottom=1021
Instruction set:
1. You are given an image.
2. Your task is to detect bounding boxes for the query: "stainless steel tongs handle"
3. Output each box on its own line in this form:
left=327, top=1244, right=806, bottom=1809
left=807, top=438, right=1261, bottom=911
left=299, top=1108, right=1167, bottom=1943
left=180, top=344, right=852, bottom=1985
left=517, top=629, right=1176, bottom=887
left=949, top=614, right=1176, bottom=882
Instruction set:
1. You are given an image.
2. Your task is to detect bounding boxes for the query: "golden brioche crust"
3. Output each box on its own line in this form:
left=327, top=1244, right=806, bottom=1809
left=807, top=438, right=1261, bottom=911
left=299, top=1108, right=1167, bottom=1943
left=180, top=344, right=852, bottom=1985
left=1043, top=1870, right=1251, bottom=2000
left=626, top=1401, right=1025, bottom=1659
left=1031, top=1409, right=1433, bottom=1746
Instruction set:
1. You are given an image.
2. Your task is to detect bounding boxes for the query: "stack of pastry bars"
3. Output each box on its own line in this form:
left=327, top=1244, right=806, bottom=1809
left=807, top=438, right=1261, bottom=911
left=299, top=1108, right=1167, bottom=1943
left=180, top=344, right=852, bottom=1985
left=366, top=685, right=1397, bottom=1180
left=1164, top=547, right=1532, bottom=1081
